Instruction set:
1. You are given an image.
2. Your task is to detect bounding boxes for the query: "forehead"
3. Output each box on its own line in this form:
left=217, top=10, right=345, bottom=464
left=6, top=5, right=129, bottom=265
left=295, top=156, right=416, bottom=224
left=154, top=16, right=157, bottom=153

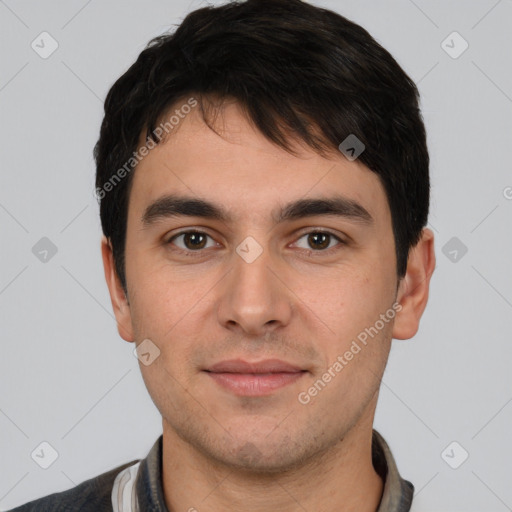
left=128, top=101, right=390, bottom=229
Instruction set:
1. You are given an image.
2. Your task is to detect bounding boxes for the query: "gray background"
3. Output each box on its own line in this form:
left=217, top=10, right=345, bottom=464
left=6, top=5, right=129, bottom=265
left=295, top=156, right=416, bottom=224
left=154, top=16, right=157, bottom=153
left=1, top=0, right=511, bottom=510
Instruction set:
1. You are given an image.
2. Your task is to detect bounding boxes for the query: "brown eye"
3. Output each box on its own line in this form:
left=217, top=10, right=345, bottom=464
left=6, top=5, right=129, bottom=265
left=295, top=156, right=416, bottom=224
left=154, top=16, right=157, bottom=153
left=292, top=230, right=344, bottom=253
left=168, top=231, right=215, bottom=251
left=307, top=232, right=331, bottom=250
left=183, top=232, right=207, bottom=249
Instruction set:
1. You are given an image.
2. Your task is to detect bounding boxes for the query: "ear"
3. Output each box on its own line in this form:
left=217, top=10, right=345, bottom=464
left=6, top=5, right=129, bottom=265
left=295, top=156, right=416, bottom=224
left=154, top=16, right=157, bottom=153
left=392, top=227, right=436, bottom=340
left=101, top=236, right=134, bottom=342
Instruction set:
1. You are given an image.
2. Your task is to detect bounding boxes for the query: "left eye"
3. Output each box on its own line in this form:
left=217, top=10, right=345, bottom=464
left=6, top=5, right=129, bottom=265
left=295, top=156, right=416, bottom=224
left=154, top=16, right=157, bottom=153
left=169, top=231, right=217, bottom=251
left=293, top=231, right=342, bottom=251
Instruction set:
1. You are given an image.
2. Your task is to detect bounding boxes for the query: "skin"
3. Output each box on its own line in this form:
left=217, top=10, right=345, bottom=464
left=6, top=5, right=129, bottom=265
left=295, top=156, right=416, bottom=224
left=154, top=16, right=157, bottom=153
left=102, top=98, right=435, bottom=512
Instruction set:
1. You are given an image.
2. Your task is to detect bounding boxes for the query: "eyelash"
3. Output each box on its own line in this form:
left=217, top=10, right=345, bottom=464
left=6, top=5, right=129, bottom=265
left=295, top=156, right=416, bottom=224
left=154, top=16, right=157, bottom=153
left=165, top=229, right=345, bottom=257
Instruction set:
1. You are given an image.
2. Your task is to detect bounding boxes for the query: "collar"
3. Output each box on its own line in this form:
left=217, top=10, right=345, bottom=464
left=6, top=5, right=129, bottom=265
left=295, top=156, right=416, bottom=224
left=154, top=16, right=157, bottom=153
left=372, top=430, right=414, bottom=511
left=129, top=429, right=413, bottom=511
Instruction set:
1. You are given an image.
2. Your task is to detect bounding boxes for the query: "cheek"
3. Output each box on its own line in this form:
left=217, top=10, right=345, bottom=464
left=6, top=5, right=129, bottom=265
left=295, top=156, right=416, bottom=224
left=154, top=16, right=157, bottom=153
left=310, top=267, right=395, bottom=354
left=126, top=248, right=191, bottom=320
left=126, top=256, right=217, bottom=369
left=130, top=279, right=201, bottom=341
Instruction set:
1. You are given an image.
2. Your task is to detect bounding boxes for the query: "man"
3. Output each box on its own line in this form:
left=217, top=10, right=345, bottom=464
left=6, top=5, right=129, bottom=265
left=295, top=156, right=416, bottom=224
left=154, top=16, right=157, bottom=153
left=9, top=0, right=435, bottom=510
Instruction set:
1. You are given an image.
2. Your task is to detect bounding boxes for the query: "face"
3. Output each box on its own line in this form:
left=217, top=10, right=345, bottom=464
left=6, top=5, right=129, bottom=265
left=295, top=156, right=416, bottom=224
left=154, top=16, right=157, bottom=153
left=104, top=99, right=420, bottom=473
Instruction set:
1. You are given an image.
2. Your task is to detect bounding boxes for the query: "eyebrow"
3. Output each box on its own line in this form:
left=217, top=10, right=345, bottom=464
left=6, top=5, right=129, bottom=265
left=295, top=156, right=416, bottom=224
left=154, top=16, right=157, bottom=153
left=140, top=194, right=374, bottom=228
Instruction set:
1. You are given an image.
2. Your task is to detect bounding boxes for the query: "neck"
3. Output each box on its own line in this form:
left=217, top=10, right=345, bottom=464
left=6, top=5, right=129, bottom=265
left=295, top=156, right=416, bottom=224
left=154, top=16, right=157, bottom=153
left=161, top=412, right=384, bottom=512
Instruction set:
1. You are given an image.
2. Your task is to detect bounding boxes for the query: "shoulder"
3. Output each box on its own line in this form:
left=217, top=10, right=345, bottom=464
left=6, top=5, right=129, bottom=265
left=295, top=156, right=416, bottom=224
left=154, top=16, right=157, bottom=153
left=6, top=459, right=140, bottom=512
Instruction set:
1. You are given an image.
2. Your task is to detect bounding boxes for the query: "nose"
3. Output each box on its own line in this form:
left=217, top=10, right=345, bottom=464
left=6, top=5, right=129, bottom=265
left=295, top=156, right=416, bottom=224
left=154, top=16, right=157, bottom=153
left=216, top=239, right=293, bottom=337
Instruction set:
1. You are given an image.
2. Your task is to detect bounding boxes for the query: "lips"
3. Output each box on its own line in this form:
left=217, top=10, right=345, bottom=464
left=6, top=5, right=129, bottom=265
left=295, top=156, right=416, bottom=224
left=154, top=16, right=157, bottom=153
left=203, top=359, right=307, bottom=396
left=205, top=358, right=304, bottom=374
